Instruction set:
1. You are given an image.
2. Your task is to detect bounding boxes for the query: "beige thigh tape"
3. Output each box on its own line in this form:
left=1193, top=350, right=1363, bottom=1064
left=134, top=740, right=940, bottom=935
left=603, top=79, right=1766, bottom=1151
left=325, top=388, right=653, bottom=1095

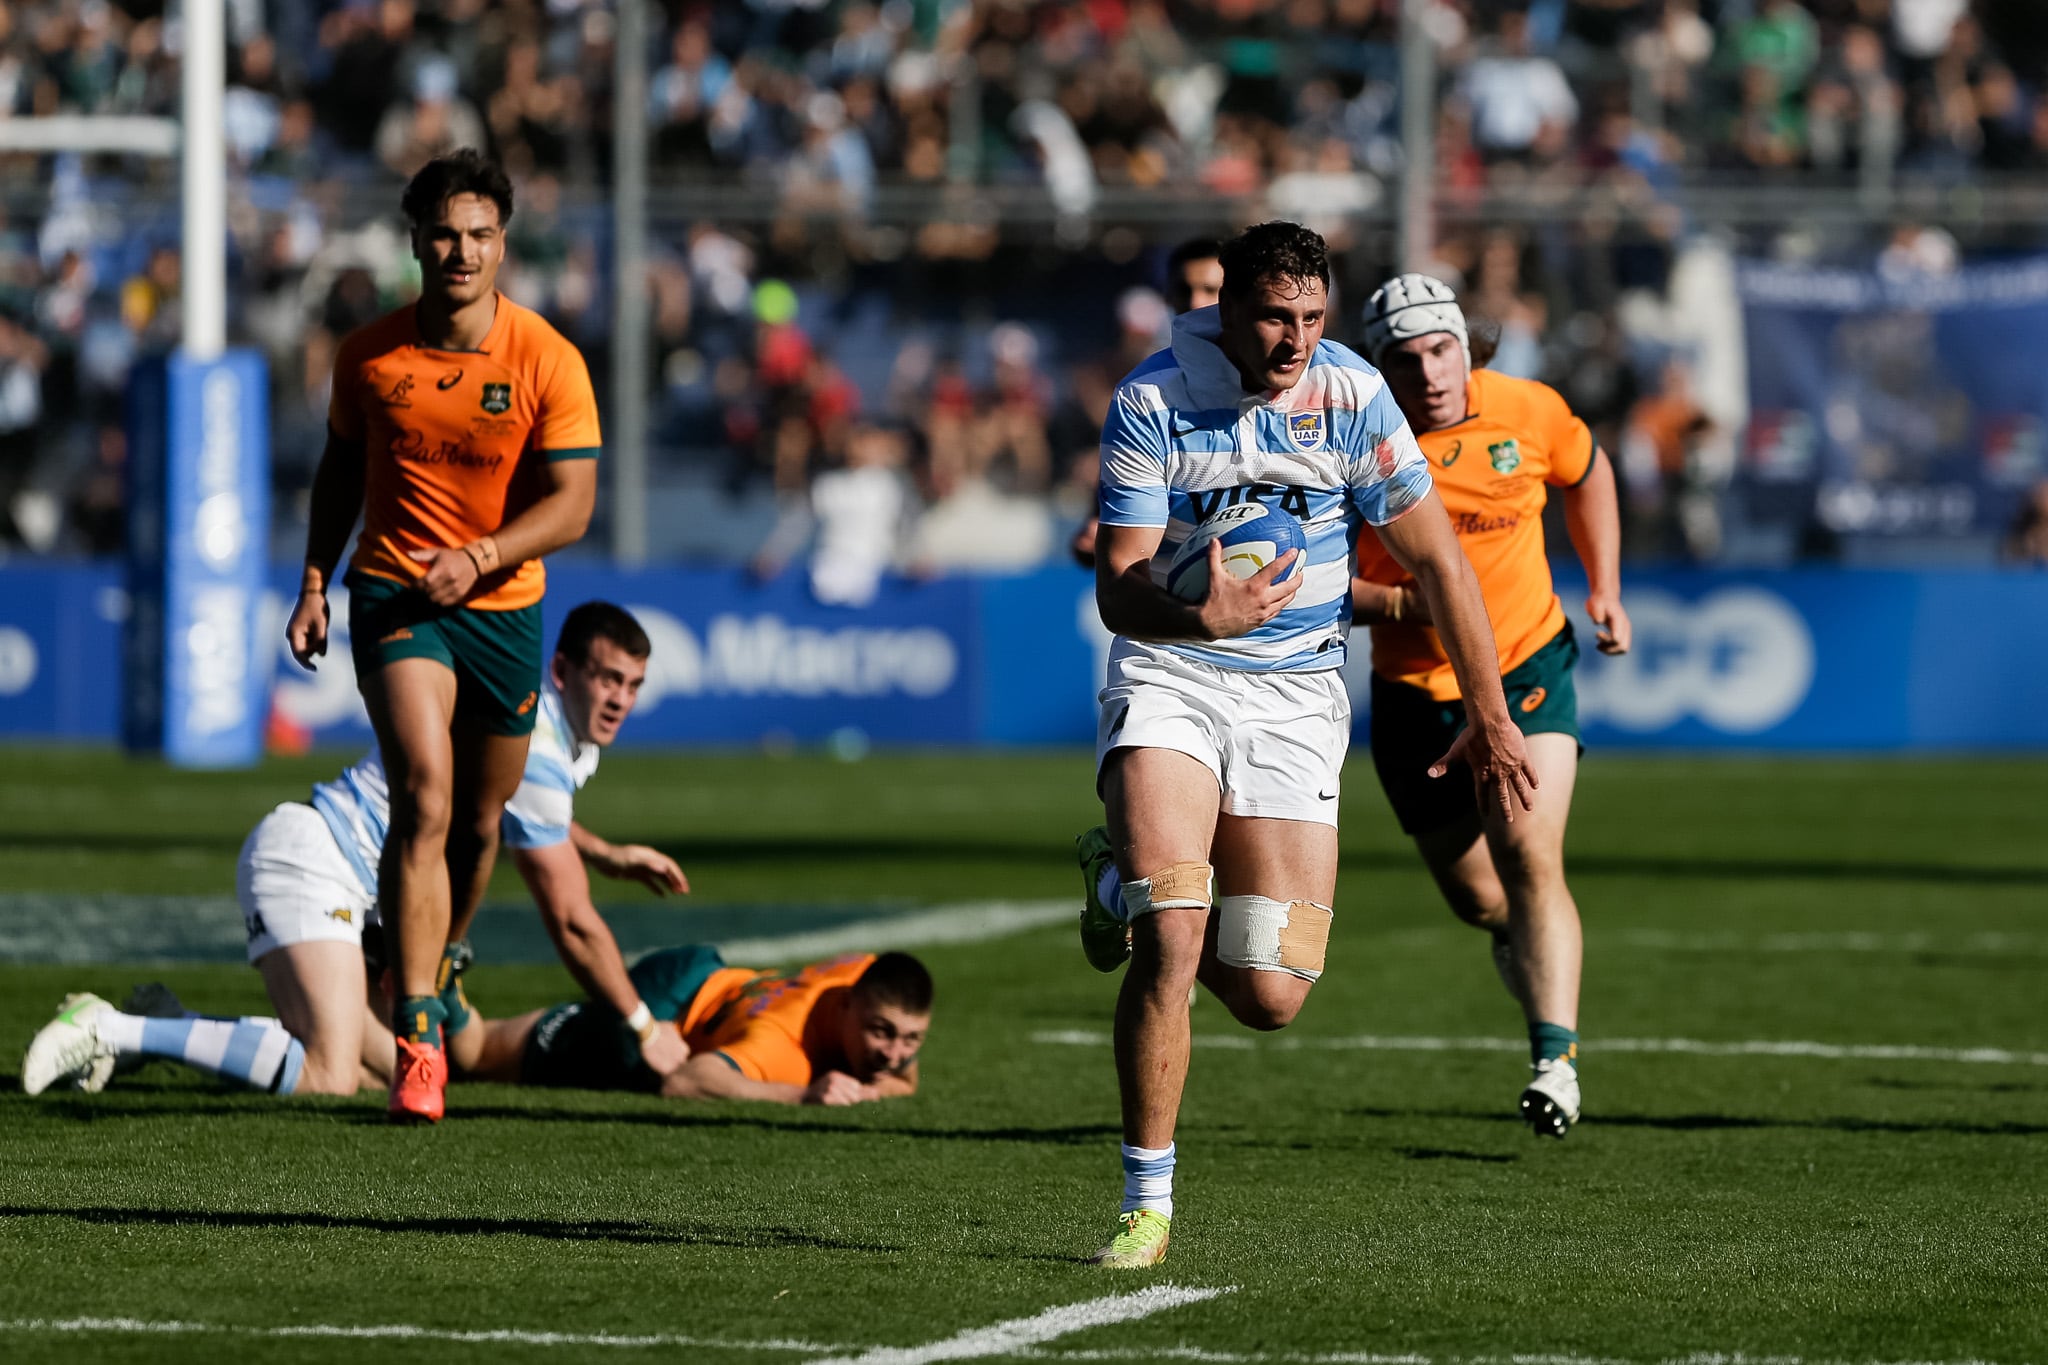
left=1215, top=896, right=1333, bottom=980
left=1124, top=861, right=1212, bottom=916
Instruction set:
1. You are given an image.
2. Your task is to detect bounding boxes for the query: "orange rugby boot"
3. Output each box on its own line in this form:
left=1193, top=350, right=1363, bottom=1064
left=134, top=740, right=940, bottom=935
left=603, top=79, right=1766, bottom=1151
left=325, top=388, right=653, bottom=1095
left=388, top=1036, right=448, bottom=1124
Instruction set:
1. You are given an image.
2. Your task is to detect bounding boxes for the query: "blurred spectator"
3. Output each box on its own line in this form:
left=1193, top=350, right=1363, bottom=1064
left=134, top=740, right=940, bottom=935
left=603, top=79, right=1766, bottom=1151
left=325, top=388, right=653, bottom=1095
left=2003, top=480, right=2048, bottom=565
left=1456, top=9, right=1579, bottom=166
left=376, top=57, right=487, bottom=179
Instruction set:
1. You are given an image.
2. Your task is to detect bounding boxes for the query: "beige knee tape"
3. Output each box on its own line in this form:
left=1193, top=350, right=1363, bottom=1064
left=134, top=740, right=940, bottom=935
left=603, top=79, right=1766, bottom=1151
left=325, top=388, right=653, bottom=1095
left=1121, top=861, right=1213, bottom=918
left=1215, top=896, right=1333, bottom=981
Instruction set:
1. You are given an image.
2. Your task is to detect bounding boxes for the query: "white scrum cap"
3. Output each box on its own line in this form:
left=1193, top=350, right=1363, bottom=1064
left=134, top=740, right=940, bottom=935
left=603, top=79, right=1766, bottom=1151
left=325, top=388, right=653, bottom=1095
left=1362, top=273, right=1468, bottom=364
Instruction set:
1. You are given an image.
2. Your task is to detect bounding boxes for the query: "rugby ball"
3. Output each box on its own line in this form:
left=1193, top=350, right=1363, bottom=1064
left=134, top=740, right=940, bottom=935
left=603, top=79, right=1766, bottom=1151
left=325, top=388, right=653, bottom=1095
left=1164, top=501, right=1308, bottom=603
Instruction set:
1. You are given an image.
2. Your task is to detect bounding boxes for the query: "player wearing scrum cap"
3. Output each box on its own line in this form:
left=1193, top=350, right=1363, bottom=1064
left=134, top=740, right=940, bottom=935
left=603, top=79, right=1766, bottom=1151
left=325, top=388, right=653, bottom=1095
left=1075, top=224, right=1535, bottom=1269
left=1353, top=274, right=1632, bottom=1139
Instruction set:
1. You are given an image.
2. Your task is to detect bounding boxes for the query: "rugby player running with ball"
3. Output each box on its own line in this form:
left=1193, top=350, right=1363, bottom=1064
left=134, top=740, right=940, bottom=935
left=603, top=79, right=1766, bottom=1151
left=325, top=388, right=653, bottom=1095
left=286, top=150, right=602, bottom=1123
left=1078, top=224, right=1534, bottom=1268
left=1352, top=275, right=1631, bottom=1138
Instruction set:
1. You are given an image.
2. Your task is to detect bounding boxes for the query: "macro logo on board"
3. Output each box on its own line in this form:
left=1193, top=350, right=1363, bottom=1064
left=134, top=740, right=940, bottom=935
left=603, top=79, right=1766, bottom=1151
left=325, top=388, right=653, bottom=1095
left=1576, top=587, right=1815, bottom=734
left=627, top=607, right=959, bottom=710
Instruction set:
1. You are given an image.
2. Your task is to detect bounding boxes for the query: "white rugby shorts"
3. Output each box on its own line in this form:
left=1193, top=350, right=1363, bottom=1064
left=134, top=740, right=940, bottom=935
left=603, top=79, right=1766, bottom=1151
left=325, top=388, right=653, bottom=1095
left=237, top=802, right=377, bottom=963
left=1096, top=639, right=1350, bottom=827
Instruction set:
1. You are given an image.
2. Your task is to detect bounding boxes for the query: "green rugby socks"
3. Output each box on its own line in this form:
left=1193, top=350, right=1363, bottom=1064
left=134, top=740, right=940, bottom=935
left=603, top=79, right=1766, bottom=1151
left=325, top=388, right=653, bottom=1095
left=1531, top=1020, right=1579, bottom=1067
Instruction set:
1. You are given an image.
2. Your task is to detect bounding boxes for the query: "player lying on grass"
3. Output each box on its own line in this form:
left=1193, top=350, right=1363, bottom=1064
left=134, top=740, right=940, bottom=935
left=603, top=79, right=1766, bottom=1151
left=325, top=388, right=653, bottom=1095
left=1346, top=275, right=1630, bottom=1138
left=444, top=944, right=931, bottom=1106
left=20, top=603, right=688, bottom=1099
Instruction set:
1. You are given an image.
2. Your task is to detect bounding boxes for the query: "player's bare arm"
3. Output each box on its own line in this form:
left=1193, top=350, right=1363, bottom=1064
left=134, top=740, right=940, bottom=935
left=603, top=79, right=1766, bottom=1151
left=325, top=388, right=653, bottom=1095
left=1563, top=448, right=1630, bottom=655
left=509, top=840, right=689, bottom=1077
left=287, top=429, right=367, bottom=669
left=409, top=459, right=600, bottom=608
left=570, top=821, right=688, bottom=896
left=1095, top=523, right=1300, bottom=642
left=660, top=1054, right=811, bottom=1104
left=1374, top=490, right=1538, bottom=819
left=1350, top=577, right=1429, bottom=627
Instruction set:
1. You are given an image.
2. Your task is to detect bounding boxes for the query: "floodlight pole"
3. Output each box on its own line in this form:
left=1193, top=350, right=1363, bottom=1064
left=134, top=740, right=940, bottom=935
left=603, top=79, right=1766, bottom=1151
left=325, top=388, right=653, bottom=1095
left=1398, top=0, right=1436, bottom=274
left=181, top=0, right=226, bottom=361
left=610, top=0, right=652, bottom=566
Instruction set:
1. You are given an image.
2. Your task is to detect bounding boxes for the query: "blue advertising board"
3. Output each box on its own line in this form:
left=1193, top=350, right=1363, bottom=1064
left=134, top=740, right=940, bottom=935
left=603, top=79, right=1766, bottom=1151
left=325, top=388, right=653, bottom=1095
left=2, top=561, right=2045, bottom=751
left=123, top=351, right=272, bottom=767
left=1739, top=258, right=2048, bottom=539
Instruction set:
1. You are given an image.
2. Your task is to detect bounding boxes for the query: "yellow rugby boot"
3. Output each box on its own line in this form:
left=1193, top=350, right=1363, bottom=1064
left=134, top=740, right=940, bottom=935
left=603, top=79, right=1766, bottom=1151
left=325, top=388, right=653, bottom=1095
left=1087, top=1209, right=1171, bottom=1268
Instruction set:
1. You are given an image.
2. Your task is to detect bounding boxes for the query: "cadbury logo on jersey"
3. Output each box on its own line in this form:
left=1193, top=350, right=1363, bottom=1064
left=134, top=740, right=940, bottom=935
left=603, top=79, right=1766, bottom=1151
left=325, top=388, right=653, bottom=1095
left=1189, top=483, right=1316, bottom=520
left=1287, top=410, right=1326, bottom=452
left=481, top=383, right=512, bottom=415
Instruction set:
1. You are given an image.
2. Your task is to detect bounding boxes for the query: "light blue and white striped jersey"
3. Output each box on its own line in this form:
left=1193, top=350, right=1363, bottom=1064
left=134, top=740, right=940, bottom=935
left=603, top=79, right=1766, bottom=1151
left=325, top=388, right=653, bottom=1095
left=1097, top=307, right=1434, bottom=672
left=310, top=687, right=601, bottom=896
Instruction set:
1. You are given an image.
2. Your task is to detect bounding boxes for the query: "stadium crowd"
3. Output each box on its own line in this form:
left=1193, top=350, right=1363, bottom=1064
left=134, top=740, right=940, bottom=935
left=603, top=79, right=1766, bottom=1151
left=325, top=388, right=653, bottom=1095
left=0, top=0, right=2042, bottom=568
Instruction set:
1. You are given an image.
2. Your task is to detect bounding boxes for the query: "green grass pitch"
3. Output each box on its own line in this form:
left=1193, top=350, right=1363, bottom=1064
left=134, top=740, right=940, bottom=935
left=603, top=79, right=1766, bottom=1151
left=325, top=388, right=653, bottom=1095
left=1, top=747, right=2045, bottom=1363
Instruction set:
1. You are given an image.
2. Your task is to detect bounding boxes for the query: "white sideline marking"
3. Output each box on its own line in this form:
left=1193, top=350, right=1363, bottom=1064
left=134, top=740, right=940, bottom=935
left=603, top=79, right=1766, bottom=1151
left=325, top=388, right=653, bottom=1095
left=717, top=899, right=1070, bottom=964
left=1029, top=1030, right=2048, bottom=1068
left=1613, top=930, right=2045, bottom=956
left=809, top=1285, right=1233, bottom=1365
left=0, top=1319, right=2014, bottom=1365
left=0, top=1316, right=842, bottom=1351
left=1032, top=1353, right=2011, bottom=1365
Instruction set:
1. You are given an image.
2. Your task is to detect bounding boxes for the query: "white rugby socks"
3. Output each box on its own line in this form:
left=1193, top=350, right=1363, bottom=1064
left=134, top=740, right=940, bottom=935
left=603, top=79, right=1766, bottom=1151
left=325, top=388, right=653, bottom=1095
left=1120, top=1142, right=1176, bottom=1218
left=94, top=1010, right=306, bottom=1094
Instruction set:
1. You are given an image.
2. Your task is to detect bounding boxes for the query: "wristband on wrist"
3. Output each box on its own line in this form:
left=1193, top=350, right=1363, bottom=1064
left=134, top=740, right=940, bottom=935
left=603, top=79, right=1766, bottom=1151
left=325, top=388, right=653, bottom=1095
left=625, top=1001, right=656, bottom=1043
left=459, top=543, right=485, bottom=577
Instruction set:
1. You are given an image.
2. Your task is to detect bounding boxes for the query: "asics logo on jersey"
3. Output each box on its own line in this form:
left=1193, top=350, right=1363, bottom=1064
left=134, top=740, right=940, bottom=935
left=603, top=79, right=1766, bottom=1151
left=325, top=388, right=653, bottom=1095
left=437, top=370, right=463, bottom=390
left=1187, top=483, right=1315, bottom=521
left=1441, top=440, right=1462, bottom=468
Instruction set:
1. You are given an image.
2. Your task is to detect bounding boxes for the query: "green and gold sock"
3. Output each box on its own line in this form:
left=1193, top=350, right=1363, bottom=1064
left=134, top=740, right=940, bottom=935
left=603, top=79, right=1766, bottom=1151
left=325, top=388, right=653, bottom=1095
left=395, top=995, right=447, bottom=1049
left=1530, top=1020, right=1579, bottom=1068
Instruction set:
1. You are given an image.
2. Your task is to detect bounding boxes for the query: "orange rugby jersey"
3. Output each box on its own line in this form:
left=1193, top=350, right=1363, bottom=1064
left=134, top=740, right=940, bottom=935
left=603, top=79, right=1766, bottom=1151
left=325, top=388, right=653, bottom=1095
left=1356, top=368, right=1594, bottom=699
left=678, top=954, right=876, bottom=1087
left=328, top=295, right=601, bottom=611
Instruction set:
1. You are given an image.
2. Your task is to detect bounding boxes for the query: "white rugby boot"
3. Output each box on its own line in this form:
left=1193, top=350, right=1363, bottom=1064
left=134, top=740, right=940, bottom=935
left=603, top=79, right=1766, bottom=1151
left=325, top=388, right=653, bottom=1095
left=1519, top=1055, right=1581, bottom=1139
left=21, top=993, right=117, bottom=1096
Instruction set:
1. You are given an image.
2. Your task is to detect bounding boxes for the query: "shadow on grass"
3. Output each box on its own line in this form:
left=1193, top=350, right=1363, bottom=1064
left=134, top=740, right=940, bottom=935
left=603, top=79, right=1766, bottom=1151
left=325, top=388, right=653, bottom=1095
left=1349, top=1106, right=2048, bottom=1137
left=1394, top=1147, right=1519, bottom=1163
left=0, top=1204, right=899, bottom=1252
left=439, top=1104, right=1123, bottom=1147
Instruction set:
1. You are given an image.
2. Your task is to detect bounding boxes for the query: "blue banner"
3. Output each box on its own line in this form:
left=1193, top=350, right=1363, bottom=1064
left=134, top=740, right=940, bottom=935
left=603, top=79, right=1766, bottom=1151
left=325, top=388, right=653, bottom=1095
left=3, top=562, right=2045, bottom=751
left=124, top=351, right=272, bottom=767
left=1739, top=258, right=2048, bottom=539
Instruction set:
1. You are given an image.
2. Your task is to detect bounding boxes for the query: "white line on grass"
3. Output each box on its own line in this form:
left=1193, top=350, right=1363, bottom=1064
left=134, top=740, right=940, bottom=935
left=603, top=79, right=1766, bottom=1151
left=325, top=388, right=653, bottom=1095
left=716, top=899, right=1071, bottom=964
left=807, top=1285, right=1234, bottom=1365
left=0, top=1316, right=844, bottom=1352
left=1, top=1318, right=2016, bottom=1365
left=1029, top=1031, right=2048, bottom=1067
left=1031, top=1352, right=2012, bottom=1365
left=1612, top=930, right=2045, bottom=956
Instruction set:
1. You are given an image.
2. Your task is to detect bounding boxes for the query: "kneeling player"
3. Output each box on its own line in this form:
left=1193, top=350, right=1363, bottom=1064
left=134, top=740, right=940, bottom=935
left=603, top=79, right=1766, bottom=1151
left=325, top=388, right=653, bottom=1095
left=20, top=604, right=687, bottom=1099
left=452, top=945, right=931, bottom=1106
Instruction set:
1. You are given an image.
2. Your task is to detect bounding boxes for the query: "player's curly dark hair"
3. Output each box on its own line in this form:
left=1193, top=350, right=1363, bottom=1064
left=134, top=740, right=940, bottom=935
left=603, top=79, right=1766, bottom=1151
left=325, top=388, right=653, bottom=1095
left=854, top=952, right=935, bottom=1015
left=1218, top=221, right=1330, bottom=301
left=401, top=148, right=515, bottom=229
left=555, top=602, right=650, bottom=666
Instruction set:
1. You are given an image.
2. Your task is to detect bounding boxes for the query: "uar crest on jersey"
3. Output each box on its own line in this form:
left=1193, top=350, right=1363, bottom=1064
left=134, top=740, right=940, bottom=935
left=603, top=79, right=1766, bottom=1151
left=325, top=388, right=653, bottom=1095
left=1287, top=410, right=1326, bottom=451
